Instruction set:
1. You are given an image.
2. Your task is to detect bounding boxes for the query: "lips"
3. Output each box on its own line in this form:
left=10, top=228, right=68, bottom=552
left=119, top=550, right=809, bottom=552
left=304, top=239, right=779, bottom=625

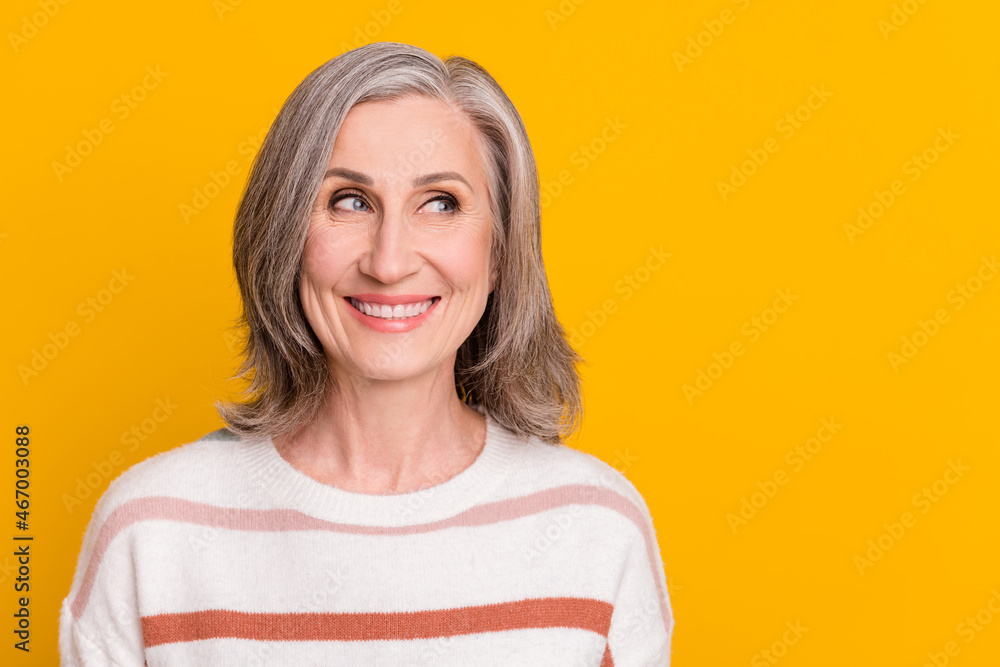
left=348, top=297, right=437, bottom=320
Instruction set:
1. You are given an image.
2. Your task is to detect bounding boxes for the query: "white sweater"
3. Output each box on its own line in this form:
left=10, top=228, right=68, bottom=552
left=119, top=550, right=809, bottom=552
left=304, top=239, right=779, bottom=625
left=60, top=410, right=675, bottom=666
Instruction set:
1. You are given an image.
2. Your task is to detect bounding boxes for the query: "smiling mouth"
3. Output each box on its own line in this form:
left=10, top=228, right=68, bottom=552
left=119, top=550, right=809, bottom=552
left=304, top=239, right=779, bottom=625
left=348, top=297, right=439, bottom=320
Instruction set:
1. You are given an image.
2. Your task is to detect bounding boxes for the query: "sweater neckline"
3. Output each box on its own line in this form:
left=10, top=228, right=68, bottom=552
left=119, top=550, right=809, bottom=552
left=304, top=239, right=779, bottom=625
left=235, top=408, right=526, bottom=526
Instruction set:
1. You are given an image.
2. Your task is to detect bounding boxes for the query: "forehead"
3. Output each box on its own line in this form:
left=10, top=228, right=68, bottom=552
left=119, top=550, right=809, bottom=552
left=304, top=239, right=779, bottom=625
left=328, top=95, right=486, bottom=181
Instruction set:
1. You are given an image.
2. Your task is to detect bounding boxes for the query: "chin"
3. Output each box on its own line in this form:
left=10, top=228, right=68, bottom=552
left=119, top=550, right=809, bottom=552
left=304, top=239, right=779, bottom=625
left=342, top=351, right=433, bottom=382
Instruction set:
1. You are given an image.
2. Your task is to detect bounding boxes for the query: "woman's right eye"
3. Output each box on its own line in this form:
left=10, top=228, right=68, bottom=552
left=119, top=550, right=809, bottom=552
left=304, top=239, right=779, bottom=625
left=331, top=195, right=370, bottom=213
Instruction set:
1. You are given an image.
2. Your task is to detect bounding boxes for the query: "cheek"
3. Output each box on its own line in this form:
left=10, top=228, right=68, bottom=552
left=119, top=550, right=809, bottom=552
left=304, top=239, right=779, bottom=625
left=438, top=225, right=492, bottom=287
left=300, top=229, right=351, bottom=288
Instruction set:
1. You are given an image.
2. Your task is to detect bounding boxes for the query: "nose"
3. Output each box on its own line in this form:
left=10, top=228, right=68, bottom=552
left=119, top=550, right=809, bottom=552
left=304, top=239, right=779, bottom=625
left=359, top=207, right=419, bottom=285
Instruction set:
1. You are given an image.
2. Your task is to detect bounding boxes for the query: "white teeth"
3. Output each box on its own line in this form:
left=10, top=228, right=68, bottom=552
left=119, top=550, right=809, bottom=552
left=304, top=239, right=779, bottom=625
left=350, top=297, right=435, bottom=320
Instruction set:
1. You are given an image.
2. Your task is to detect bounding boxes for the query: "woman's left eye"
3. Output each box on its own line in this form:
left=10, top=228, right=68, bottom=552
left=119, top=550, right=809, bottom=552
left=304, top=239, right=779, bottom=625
left=422, top=196, right=457, bottom=213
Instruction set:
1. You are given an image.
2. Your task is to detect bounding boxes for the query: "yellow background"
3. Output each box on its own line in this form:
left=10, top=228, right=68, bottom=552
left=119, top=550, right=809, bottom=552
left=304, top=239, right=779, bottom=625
left=3, top=0, right=999, bottom=664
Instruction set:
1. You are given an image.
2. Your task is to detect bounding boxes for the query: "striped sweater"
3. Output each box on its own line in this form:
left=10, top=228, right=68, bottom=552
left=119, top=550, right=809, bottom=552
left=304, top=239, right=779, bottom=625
left=60, top=410, right=675, bottom=666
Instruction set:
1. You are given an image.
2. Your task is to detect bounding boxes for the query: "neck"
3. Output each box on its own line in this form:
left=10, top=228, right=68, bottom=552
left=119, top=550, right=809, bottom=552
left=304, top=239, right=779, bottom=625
left=272, top=359, right=486, bottom=495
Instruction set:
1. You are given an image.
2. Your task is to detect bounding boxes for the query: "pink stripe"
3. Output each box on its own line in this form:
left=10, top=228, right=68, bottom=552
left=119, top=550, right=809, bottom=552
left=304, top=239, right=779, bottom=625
left=70, top=484, right=671, bottom=636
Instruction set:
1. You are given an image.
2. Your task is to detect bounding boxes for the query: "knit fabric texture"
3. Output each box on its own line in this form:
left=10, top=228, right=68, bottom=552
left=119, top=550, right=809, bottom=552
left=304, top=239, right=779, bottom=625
left=60, top=410, right=674, bottom=666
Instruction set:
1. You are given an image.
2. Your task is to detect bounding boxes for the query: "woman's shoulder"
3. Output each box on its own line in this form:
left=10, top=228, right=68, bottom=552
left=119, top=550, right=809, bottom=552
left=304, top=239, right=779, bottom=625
left=115, top=427, right=243, bottom=486
left=513, top=432, right=656, bottom=518
left=499, top=432, right=666, bottom=560
left=86, top=427, right=249, bottom=520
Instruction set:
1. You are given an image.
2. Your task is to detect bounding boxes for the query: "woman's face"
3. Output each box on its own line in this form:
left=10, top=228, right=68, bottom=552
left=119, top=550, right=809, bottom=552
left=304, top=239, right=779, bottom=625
left=299, top=94, right=494, bottom=384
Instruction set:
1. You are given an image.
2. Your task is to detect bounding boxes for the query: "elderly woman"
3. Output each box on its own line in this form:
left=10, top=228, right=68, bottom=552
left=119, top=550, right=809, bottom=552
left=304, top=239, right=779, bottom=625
left=60, top=42, right=674, bottom=666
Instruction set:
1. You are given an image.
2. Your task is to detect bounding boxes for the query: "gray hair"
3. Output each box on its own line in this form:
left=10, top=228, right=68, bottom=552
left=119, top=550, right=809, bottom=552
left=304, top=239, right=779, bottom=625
left=217, top=42, right=582, bottom=444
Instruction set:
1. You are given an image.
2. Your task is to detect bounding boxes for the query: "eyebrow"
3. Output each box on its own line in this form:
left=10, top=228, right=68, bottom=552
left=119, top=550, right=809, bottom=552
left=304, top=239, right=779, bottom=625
left=323, top=168, right=374, bottom=185
left=411, top=171, right=473, bottom=190
left=323, top=168, right=472, bottom=190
